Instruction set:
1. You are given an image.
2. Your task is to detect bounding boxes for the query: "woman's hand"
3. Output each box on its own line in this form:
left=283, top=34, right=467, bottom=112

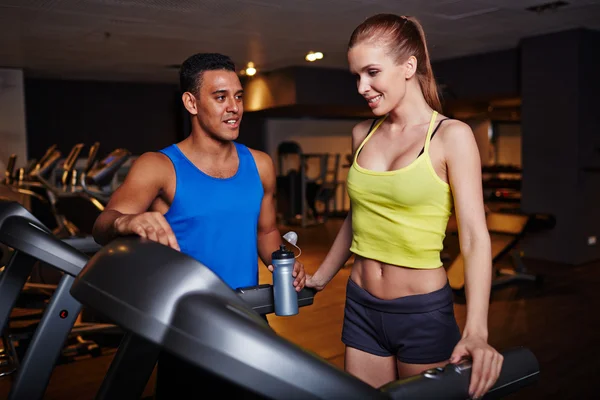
left=304, top=272, right=327, bottom=292
left=449, top=335, right=504, bottom=399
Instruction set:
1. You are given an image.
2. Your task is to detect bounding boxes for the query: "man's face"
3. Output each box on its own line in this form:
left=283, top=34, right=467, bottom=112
left=184, top=69, right=244, bottom=142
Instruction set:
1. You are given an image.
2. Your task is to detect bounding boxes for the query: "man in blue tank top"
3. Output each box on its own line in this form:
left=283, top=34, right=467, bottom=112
left=92, top=53, right=306, bottom=397
left=92, top=52, right=305, bottom=291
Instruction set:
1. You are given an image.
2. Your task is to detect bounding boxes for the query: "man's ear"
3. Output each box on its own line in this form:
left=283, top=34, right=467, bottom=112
left=182, top=92, right=198, bottom=115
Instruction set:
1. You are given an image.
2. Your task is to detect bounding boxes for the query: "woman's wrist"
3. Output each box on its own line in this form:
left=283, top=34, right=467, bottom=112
left=462, top=324, right=489, bottom=341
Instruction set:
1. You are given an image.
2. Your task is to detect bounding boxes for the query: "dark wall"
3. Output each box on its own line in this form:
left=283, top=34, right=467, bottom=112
left=578, top=29, right=600, bottom=264
left=294, top=66, right=365, bottom=107
left=237, top=111, right=267, bottom=151
left=24, top=79, right=181, bottom=160
left=520, top=28, right=600, bottom=265
left=433, top=49, right=520, bottom=101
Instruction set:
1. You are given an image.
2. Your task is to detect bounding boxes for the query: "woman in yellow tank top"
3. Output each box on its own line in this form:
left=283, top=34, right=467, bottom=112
left=305, top=14, right=502, bottom=399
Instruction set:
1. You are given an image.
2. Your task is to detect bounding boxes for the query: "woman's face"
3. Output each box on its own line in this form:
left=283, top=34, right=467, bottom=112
left=348, top=42, right=409, bottom=116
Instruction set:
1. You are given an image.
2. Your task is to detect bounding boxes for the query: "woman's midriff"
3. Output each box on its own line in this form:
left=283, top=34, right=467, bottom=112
left=350, top=255, right=448, bottom=300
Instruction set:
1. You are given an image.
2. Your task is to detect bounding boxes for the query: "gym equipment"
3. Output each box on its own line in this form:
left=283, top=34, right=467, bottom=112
left=482, top=164, right=522, bottom=204
left=276, top=141, right=341, bottom=227
left=6, top=142, right=129, bottom=239
left=3, top=154, right=17, bottom=185
left=80, top=147, right=131, bottom=205
left=72, top=260, right=317, bottom=399
left=1, top=144, right=103, bottom=293
left=6, top=143, right=84, bottom=237
left=448, top=211, right=555, bottom=291
left=71, top=237, right=541, bottom=399
left=32, top=143, right=103, bottom=237
left=0, top=200, right=120, bottom=400
left=2, top=146, right=61, bottom=207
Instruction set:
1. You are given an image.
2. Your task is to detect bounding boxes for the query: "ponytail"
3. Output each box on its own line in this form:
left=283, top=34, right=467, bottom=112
left=408, top=17, right=442, bottom=113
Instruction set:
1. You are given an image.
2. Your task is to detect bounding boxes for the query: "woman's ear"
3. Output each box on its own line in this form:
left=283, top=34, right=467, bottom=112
left=404, top=55, right=417, bottom=80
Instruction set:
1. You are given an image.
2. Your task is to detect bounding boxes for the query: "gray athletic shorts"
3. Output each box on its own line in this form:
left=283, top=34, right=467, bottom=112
left=342, top=278, right=461, bottom=364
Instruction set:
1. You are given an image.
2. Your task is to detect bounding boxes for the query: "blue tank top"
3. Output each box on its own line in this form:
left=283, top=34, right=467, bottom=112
left=159, top=142, right=264, bottom=289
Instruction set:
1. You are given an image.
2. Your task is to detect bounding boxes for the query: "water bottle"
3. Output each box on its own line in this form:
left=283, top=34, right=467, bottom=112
left=272, top=244, right=298, bottom=316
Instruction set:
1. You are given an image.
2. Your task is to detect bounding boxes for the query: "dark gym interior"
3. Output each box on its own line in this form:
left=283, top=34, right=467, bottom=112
left=1, top=0, right=600, bottom=399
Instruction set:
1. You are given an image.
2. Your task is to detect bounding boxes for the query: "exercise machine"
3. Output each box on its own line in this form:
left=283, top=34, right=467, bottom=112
left=71, top=237, right=541, bottom=399
left=75, top=283, right=316, bottom=399
left=2, top=146, right=61, bottom=210
left=80, top=147, right=131, bottom=205
left=276, top=141, right=341, bottom=227
left=8, top=142, right=130, bottom=239
left=482, top=165, right=522, bottom=204
left=0, top=200, right=121, bottom=400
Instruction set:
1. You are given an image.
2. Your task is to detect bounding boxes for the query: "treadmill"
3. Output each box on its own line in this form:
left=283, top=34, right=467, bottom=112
left=71, top=237, right=541, bottom=399
left=0, top=200, right=119, bottom=400
left=80, top=147, right=131, bottom=206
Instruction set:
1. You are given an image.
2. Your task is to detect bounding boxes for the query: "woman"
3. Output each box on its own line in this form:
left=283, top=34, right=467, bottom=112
left=305, top=14, right=502, bottom=399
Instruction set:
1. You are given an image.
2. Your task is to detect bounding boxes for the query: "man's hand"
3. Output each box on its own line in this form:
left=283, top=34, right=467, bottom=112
left=267, top=259, right=306, bottom=292
left=291, top=260, right=306, bottom=291
left=114, top=211, right=180, bottom=251
left=449, top=335, right=503, bottom=399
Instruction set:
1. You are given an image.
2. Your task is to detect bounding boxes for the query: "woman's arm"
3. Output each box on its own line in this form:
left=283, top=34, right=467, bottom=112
left=308, top=212, right=354, bottom=290
left=306, top=119, right=373, bottom=291
left=443, top=120, right=503, bottom=399
left=445, top=122, right=492, bottom=339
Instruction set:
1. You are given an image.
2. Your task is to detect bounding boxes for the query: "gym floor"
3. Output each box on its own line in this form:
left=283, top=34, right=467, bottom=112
left=0, top=215, right=597, bottom=399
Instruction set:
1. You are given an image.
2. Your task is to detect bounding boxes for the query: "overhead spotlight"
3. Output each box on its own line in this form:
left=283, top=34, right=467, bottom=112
left=305, top=51, right=324, bottom=62
left=245, top=62, right=256, bottom=76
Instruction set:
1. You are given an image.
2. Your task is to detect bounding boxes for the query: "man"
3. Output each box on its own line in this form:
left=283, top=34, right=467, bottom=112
left=92, top=52, right=306, bottom=396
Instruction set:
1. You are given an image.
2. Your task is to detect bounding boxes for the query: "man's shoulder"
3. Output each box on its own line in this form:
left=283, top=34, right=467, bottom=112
left=127, top=150, right=174, bottom=180
left=246, top=147, right=272, bottom=165
left=133, top=150, right=172, bottom=166
left=244, top=147, right=275, bottom=183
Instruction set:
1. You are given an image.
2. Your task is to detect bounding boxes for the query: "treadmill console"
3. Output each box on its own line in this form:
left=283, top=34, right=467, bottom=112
left=87, top=148, right=131, bottom=187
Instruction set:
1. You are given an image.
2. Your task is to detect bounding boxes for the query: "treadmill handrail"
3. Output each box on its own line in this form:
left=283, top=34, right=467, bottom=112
left=380, top=346, right=540, bottom=399
left=84, top=142, right=101, bottom=174
left=0, top=200, right=49, bottom=231
left=4, top=154, right=17, bottom=184
left=236, top=284, right=316, bottom=315
left=0, top=216, right=88, bottom=276
left=35, top=144, right=58, bottom=169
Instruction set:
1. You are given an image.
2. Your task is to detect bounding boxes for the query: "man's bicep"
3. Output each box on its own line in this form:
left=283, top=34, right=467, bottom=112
left=257, top=188, right=278, bottom=233
left=104, top=153, right=166, bottom=215
left=252, top=150, right=279, bottom=234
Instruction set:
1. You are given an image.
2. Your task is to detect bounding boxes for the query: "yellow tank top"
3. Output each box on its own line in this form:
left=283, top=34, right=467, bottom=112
left=347, top=111, right=453, bottom=269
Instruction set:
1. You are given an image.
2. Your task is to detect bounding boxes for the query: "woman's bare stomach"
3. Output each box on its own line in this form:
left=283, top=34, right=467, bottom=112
left=350, top=255, right=448, bottom=300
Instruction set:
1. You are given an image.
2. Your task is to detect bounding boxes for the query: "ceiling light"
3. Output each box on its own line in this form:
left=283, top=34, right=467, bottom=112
left=305, top=51, right=324, bottom=62
left=245, top=62, right=256, bottom=76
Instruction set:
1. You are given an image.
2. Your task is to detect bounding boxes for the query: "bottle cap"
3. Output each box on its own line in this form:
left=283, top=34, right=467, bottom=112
left=272, top=244, right=294, bottom=260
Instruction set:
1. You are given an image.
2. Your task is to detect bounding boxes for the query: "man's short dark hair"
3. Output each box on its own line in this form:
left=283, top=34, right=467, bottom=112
left=179, top=53, right=236, bottom=96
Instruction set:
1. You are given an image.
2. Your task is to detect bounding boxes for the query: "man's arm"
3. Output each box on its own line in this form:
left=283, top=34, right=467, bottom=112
left=92, top=152, right=179, bottom=250
left=250, top=149, right=305, bottom=290
left=251, top=149, right=284, bottom=265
